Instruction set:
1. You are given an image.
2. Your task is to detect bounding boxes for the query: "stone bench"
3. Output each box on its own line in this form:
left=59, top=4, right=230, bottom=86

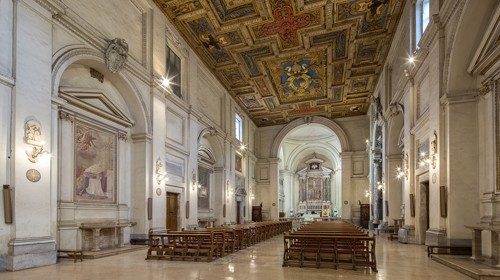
left=466, top=224, right=500, bottom=265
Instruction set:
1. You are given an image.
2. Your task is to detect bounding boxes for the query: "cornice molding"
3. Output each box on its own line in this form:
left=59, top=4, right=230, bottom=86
left=440, top=90, right=482, bottom=106
left=0, top=73, right=15, bottom=88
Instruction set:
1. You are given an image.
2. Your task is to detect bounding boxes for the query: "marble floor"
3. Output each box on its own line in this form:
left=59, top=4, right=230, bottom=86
left=1, top=235, right=470, bottom=280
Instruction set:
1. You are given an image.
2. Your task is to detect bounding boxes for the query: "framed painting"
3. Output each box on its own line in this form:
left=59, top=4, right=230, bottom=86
left=440, top=186, right=447, bottom=218
left=385, top=200, right=389, bottom=217
left=235, top=154, right=242, bottom=173
left=197, top=167, right=210, bottom=211
left=74, top=121, right=117, bottom=204
left=409, top=194, right=415, bottom=217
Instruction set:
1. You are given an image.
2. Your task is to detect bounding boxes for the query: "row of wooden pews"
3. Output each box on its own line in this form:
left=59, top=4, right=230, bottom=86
left=282, top=221, right=377, bottom=272
left=146, top=220, right=292, bottom=262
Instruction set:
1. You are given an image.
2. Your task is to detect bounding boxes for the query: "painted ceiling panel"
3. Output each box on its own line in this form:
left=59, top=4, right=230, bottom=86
left=154, top=0, right=404, bottom=126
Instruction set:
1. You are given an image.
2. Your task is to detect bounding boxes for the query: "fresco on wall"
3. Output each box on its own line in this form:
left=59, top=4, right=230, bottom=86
left=197, top=167, right=210, bottom=210
left=74, top=121, right=117, bottom=204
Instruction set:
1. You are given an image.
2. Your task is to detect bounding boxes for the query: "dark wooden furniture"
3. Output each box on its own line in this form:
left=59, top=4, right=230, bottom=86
left=359, top=204, right=370, bottom=229
left=146, top=220, right=292, bottom=262
left=427, top=245, right=471, bottom=257
left=252, top=205, right=263, bottom=222
left=57, top=249, right=84, bottom=263
left=282, top=221, right=377, bottom=272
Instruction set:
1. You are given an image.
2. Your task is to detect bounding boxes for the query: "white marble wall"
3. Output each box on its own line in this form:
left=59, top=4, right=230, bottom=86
left=369, top=0, right=499, bottom=253
left=0, top=0, right=258, bottom=271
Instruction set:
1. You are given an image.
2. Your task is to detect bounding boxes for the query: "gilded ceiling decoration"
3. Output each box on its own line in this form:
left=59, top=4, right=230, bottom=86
left=154, top=0, right=404, bottom=126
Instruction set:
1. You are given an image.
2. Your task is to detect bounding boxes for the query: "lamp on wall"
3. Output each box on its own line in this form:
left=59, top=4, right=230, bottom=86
left=396, top=152, right=410, bottom=180
left=239, top=143, right=246, bottom=151
left=25, top=145, right=49, bottom=163
left=154, top=74, right=177, bottom=95
left=364, top=189, right=371, bottom=198
left=395, top=167, right=406, bottom=179
left=418, top=132, right=437, bottom=169
left=191, top=169, right=197, bottom=191
left=376, top=180, right=385, bottom=191
left=226, top=179, right=234, bottom=200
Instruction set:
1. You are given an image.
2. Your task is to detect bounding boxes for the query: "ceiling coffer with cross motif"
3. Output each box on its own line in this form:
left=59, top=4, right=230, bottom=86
left=154, top=0, right=404, bottom=126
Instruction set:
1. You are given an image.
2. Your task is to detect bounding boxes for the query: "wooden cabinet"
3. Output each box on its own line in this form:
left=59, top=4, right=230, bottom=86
left=252, top=205, right=262, bottom=222
left=360, top=204, right=370, bottom=229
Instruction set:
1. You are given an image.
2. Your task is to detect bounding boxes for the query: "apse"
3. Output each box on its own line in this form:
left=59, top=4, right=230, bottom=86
left=277, top=123, right=342, bottom=219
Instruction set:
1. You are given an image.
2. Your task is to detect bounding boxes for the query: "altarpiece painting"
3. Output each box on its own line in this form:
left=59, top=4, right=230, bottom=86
left=74, top=121, right=117, bottom=204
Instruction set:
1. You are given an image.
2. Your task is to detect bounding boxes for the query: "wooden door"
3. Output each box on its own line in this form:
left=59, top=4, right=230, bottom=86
left=236, top=201, right=241, bottom=224
left=252, top=205, right=262, bottom=222
left=166, top=192, right=179, bottom=231
left=359, top=204, right=370, bottom=229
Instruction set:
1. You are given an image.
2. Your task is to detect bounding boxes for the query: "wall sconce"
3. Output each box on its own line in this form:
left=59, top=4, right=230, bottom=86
left=155, top=158, right=167, bottom=185
left=395, top=166, right=406, bottom=180
left=191, top=169, right=197, bottom=191
left=155, top=75, right=173, bottom=93
left=418, top=132, right=438, bottom=169
left=376, top=180, right=385, bottom=191
left=396, top=153, right=409, bottom=180
left=364, top=189, right=371, bottom=198
left=239, top=143, right=246, bottom=151
left=226, top=180, right=234, bottom=199
left=24, top=119, right=49, bottom=163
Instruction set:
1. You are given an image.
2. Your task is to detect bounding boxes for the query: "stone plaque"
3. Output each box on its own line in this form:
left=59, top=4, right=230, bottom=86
left=26, top=169, right=41, bottom=182
left=156, top=188, right=162, bottom=196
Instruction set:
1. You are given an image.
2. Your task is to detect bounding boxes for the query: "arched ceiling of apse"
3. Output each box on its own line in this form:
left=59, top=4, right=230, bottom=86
left=287, top=144, right=341, bottom=173
left=279, top=123, right=341, bottom=171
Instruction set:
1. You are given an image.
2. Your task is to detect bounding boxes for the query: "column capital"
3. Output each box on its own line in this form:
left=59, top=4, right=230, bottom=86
left=131, top=133, right=152, bottom=143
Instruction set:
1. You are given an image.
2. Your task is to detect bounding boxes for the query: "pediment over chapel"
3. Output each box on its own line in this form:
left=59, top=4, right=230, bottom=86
left=59, top=88, right=134, bottom=127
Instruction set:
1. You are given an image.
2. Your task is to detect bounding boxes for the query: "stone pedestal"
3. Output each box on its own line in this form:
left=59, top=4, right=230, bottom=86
left=7, top=237, right=56, bottom=271
left=398, top=225, right=416, bottom=244
left=425, top=228, right=448, bottom=246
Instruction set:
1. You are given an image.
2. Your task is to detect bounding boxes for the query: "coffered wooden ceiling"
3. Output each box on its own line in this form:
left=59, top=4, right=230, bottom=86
left=154, top=0, right=404, bottom=126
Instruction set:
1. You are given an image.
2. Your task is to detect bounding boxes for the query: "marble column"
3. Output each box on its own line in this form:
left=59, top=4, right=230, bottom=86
left=341, top=152, right=352, bottom=219
left=372, top=155, right=382, bottom=224
left=268, top=158, right=280, bottom=220
left=7, top=1, right=56, bottom=270
left=443, top=93, right=479, bottom=245
left=280, top=169, right=292, bottom=217
left=130, top=133, right=152, bottom=239
left=386, top=155, right=403, bottom=225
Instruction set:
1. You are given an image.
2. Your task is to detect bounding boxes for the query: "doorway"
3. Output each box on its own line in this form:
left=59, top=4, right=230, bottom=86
left=236, top=201, right=241, bottom=224
left=166, top=192, right=179, bottom=231
left=419, top=181, right=430, bottom=244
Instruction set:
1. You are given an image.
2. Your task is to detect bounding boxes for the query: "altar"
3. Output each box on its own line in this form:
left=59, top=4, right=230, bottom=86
left=297, top=154, right=333, bottom=216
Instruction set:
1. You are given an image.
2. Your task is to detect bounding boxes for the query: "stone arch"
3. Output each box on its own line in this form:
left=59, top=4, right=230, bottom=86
left=445, top=0, right=497, bottom=93
left=270, top=116, right=351, bottom=158
left=51, top=47, right=150, bottom=134
left=387, top=113, right=404, bottom=155
left=197, top=127, right=224, bottom=168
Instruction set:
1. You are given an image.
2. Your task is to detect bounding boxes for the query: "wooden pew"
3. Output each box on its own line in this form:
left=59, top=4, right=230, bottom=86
left=146, top=220, right=292, bottom=262
left=282, top=221, right=377, bottom=272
